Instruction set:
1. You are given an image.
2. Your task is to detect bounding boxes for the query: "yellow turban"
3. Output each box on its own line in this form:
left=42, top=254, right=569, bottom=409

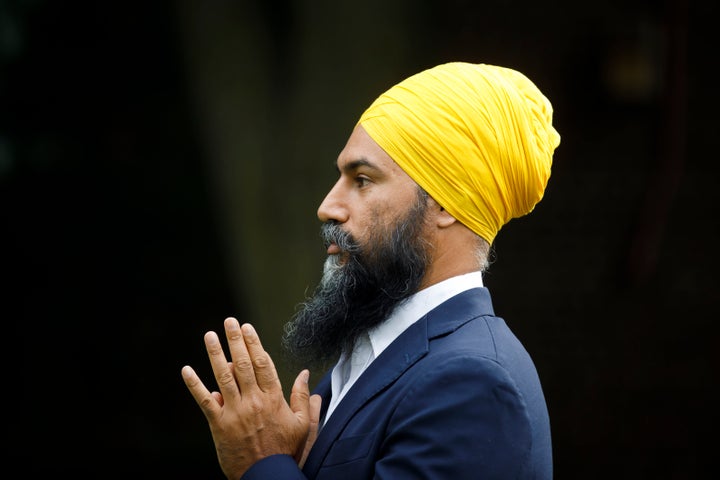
left=357, top=62, right=560, bottom=244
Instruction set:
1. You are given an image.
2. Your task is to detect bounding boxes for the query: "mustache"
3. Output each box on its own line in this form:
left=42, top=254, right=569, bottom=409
left=321, top=222, right=359, bottom=254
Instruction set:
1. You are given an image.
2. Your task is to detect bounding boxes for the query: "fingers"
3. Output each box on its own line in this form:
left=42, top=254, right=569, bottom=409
left=184, top=320, right=313, bottom=475
left=238, top=322, right=280, bottom=393
left=205, top=329, right=241, bottom=403
left=181, top=365, right=221, bottom=419
left=187, top=319, right=281, bottom=410
left=222, top=318, right=256, bottom=393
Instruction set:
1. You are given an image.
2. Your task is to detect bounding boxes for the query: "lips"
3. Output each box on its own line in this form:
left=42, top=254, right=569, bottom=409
left=321, top=222, right=351, bottom=256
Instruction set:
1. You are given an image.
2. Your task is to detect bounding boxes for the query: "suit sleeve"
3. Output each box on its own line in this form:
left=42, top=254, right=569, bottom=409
left=375, top=354, right=533, bottom=479
left=240, top=454, right=307, bottom=480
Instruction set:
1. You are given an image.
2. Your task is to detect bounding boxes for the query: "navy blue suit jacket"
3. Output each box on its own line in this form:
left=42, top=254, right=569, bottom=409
left=243, top=288, right=552, bottom=479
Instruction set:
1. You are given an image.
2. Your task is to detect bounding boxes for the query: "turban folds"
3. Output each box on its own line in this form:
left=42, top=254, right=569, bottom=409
left=357, top=62, right=560, bottom=244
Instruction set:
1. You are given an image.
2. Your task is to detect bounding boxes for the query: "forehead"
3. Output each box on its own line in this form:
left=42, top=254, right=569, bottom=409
left=337, top=125, right=411, bottom=179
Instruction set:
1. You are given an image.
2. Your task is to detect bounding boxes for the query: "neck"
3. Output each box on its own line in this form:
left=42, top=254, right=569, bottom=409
left=419, top=228, right=483, bottom=290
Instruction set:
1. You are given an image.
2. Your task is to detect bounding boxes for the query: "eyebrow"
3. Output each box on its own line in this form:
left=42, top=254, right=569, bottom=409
left=337, top=157, right=381, bottom=175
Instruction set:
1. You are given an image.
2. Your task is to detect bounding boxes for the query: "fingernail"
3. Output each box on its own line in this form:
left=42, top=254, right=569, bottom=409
left=241, top=323, right=255, bottom=335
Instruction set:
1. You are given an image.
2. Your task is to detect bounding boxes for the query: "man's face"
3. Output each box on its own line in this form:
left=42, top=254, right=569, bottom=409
left=281, top=125, right=431, bottom=369
left=316, top=125, right=428, bottom=260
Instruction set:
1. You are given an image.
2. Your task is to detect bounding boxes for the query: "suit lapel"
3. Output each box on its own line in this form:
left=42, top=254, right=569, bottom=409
left=302, top=317, right=427, bottom=477
left=301, top=288, right=494, bottom=477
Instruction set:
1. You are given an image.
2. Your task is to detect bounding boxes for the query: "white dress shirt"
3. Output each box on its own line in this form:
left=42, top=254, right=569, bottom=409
left=323, top=271, right=484, bottom=425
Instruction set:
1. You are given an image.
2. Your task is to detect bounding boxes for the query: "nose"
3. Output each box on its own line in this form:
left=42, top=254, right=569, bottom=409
left=317, top=180, right=349, bottom=223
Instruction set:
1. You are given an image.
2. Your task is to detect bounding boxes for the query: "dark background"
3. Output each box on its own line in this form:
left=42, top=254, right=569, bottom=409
left=3, top=0, right=717, bottom=478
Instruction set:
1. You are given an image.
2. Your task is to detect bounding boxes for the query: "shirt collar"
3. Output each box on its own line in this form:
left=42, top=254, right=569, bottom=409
left=367, top=271, right=484, bottom=358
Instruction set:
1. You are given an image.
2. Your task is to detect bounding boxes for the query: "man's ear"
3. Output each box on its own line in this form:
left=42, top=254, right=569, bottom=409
left=428, top=197, right=457, bottom=228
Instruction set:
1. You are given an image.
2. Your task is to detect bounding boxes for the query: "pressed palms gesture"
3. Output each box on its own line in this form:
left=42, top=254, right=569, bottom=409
left=182, top=318, right=321, bottom=479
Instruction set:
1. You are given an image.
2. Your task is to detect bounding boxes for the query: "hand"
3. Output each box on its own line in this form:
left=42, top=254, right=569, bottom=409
left=181, top=318, right=319, bottom=478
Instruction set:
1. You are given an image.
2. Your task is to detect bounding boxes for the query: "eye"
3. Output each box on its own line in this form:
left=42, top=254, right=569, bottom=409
left=355, top=175, right=371, bottom=188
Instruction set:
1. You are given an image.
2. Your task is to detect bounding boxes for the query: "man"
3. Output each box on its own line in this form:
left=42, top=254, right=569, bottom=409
left=181, top=61, right=561, bottom=479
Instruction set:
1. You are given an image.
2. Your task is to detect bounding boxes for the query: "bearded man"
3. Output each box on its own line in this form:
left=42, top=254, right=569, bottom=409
left=181, top=62, right=560, bottom=480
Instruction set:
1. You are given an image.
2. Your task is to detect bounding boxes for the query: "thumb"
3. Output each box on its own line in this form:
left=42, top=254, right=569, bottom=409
left=289, top=369, right=311, bottom=420
left=300, top=393, right=322, bottom=468
left=290, top=369, right=312, bottom=464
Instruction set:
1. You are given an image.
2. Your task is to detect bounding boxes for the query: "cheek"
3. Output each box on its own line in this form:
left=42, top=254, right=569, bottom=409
left=349, top=186, right=417, bottom=243
left=356, top=205, right=402, bottom=247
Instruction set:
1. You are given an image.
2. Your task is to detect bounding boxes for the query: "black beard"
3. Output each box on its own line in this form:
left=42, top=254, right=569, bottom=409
left=281, top=192, right=430, bottom=372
